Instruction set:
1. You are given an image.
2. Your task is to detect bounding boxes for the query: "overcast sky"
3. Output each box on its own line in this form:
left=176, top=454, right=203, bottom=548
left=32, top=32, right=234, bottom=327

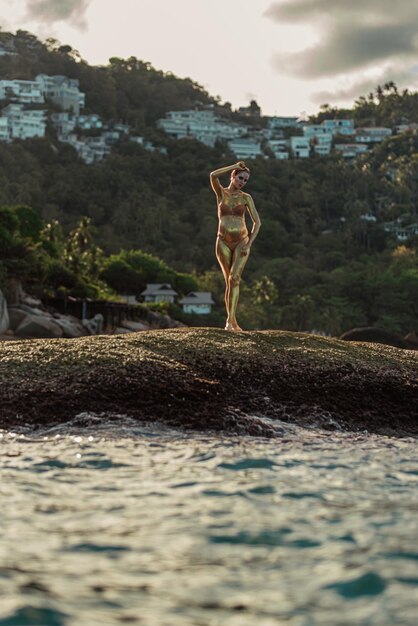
left=1, top=0, right=418, bottom=116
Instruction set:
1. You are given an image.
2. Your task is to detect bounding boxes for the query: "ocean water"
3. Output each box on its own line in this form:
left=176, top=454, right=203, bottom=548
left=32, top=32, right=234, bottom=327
left=0, top=416, right=417, bottom=626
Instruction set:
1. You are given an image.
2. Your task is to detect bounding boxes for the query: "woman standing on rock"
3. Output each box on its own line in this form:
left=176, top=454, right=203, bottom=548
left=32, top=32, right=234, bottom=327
left=210, top=161, right=261, bottom=331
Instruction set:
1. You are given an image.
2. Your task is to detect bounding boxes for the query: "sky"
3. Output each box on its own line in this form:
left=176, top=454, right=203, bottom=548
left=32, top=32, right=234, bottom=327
left=1, top=0, right=418, bottom=116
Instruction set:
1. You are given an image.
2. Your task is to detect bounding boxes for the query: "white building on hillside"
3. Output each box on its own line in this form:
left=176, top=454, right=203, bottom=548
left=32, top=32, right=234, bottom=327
left=76, top=114, right=103, bottom=130
left=268, top=139, right=289, bottom=159
left=35, top=74, right=85, bottom=115
left=157, top=110, right=247, bottom=147
left=0, top=79, right=44, bottom=104
left=335, top=143, right=369, bottom=158
left=0, top=117, right=9, bottom=141
left=1, top=104, right=46, bottom=140
left=141, top=284, right=178, bottom=304
left=179, top=292, right=215, bottom=314
left=228, top=137, right=263, bottom=159
left=355, top=127, right=392, bottom=143
left=290, top=136, right=310, bottom=158
left=0, top=46, right=16, bottom=56
left=51, top=112, right=77, bottom=135
left=312, top=133, right=333, bottom=156
left=59, top=132, right=111, bottom=164
left=383, top=221, right=418, bottom=241
left=303, top=124, right=331, bottom=140
left=321, top=119, right=355, bottom=135
left=267, top=116, right=299, bottom=129
left=396, top=123, right=418, bottom=134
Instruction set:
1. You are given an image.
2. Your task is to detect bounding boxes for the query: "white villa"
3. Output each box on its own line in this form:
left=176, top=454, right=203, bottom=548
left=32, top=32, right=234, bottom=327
left=36, top=74, right=85, bottom=115
left=179, top=292, right=215, bottom=314
left=140, top=284, right=178, bottom=304
left=0, top=45, right=16, bottom=56
left=228, top=137, right=263, bottom=159
left=290, top=136, right=310, bottom=158
left=157, top=109, right=248, bottom=147
left=0, top=117, right=9, bottom=141
left=268, top=139, right=289, bottom=159
left=383, top=221, right=418, bottom=241
left=0, top=104, right=46, bottom=141
left=335, top=143, right=369, bottom=158
left=0, top=75, right=85, bottom=115
left=321, top=119, right=355, bottom=135
left=51, top=112, right=103, bottom=135
left=267, top=116, right=300, bottom=129
left=355, top=127, right=392, bottom=143
left=396, top=123, right=418, bottom=134
left=60, top=133, right=111, bottom=164
left=303, top=124, right=331, bottom=139
left=0, top=79, right=44, bottom=104
left=312, top=134, right=333, bottom=156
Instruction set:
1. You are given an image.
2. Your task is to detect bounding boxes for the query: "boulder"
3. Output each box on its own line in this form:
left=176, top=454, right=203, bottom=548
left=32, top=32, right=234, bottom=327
left=21, top=294, right=43, bottom=308
left=170, top=320, right=187, bottom=328
left=113, top=327, right=132, bottom=334
left=147, top=312, right=174, bottom=329
left=340, top=327, right=405, bottom=349
left=121, top=319, right=150, bottom=332
left=404, top=332, right=418, bottom=350
left=15, top=314, right=63, bottom=339
left=0, top=290, right=9, bottom=334
left=7, top=307, right=28, bottom=331
left=54, top=317, right=86, bottom=338
left=82, top=313, right=104, bottom=335
left=17, top=303, right=51, bottom=318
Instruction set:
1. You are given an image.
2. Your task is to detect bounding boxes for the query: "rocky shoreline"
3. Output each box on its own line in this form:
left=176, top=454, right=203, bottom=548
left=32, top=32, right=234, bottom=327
left=0, top=288, right=184, bottom=340
left=0, top=328, right=417, bottom=438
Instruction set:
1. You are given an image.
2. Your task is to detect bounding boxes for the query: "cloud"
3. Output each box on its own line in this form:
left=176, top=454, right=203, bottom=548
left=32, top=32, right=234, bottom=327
left=265, top=0, right=418, bottom=78
left=265, top=0, right=418, bottom=25
left=25, top=0, right=91, bottom=30
left=312, top=66, right=418, bottom=105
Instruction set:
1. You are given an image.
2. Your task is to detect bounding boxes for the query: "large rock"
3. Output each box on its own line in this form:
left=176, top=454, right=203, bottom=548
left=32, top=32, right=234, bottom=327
left=146, top=311, right=185, bottom=329
left=340, top=327, right=406, bottom=349
left=113, top=327, right=132, bottom=335
left=21, top=294, right=43, bottom=308
left=121, top=319, right=150, bottom=332
left=0, top=329, right=417, bottom=437
left=53, top=317, right=86, bottom=338
left=15, top=314, right=63, bottom=338
left=17, top=303, right=51, bottom=317
left=0, top=290, right=9, bottom=334
left=404, top=332, right=418, bottom=350
left=8, top=307, right=31, bottom=331
left=82, top=314, right=104, bottom=335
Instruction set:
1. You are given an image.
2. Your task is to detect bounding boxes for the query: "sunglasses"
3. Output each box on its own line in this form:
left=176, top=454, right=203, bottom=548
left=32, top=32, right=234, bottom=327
left=238, top=176, right=249, bottom=182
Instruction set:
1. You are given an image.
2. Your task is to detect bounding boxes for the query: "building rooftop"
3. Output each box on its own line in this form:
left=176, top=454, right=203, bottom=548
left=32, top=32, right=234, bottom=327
left=140, top=283, right=178, bottom=296
left=179, top=292, right=215, bottom=305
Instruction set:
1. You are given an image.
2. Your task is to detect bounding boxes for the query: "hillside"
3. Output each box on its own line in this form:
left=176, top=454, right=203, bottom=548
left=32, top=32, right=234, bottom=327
left=0, top=30, right=417, bottom=335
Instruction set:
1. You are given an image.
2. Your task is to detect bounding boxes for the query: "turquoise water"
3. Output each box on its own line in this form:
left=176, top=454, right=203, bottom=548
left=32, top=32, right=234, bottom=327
left=1, top=416, right=417, bottom=626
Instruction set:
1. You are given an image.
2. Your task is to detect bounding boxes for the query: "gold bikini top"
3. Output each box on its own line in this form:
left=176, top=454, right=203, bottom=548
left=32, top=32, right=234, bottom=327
left=218, top=190, right=247, bottom=218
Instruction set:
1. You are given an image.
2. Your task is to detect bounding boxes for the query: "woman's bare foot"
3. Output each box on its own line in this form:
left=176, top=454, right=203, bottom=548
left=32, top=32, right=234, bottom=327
left=225, top=320, right=243, bottom=331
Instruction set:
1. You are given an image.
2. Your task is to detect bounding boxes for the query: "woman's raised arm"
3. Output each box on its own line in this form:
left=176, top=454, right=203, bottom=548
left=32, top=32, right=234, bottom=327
left=210, top=161, right=246, bottom=197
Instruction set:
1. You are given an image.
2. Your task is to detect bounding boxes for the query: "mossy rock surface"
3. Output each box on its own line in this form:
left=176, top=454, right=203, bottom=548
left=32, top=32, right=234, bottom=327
left=0, top=328, right=417, bottom=437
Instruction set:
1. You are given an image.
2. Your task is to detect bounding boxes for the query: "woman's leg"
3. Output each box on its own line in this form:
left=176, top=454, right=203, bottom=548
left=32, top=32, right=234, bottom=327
left=228, top=237, right=250, bottom=330
left=215, top=237, right=233, bottom=326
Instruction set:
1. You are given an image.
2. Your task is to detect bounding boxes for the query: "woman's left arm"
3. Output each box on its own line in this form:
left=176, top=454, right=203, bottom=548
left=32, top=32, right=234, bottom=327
left=245, top=194, right=261, bottom=247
